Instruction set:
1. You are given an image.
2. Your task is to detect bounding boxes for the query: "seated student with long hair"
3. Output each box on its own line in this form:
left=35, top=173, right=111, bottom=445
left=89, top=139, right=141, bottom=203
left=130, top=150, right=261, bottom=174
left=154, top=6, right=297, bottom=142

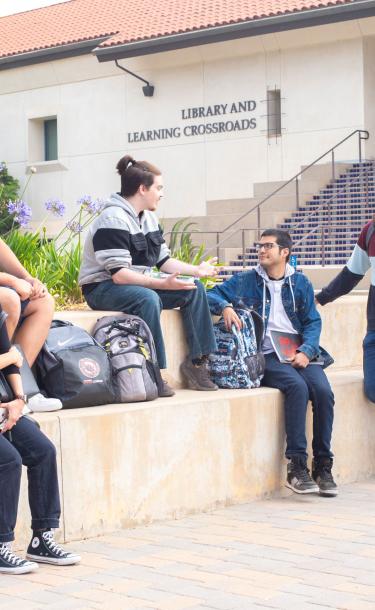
left=79, top=154, right=219, bottom=393
left=0, top=307, right=80, bottom=574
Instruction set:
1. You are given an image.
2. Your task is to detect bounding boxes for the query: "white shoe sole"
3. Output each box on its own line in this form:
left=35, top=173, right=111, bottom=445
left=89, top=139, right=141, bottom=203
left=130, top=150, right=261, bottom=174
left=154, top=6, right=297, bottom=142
left=319, top=488, right=338, bottom=497
left=285, top=482, right=319, bottom=494
left=0, top=562, right=38, bottom=574
left=26, top=553, right=81, bottom=566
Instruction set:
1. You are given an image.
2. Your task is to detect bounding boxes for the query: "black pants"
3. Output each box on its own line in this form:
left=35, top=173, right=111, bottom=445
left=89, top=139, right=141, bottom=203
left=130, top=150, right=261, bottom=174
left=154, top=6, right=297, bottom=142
left=262, top=353, right=335, bottom=460
left=0, top=416, right=60, bottom=543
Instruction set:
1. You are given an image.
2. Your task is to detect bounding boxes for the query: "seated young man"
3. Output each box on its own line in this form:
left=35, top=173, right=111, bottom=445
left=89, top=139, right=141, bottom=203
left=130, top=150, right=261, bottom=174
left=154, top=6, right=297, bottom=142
left=79, top=154, right=218, bottom=393
left=207, top=229, right=337, bottom=496
left=0, top=238, right=61, bottom=412
left=0, top=308, right=80, bottom=574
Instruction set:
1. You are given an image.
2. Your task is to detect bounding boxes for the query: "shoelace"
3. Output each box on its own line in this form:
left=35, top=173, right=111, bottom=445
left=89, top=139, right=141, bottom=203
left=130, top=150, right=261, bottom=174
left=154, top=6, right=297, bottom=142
left=0, top=543, right=25, bottom=566
left=318, top=464, right=334, bottom=482
left=42, top=532, right=67, bottom=557
left=293, top=466, right=312, bottom=483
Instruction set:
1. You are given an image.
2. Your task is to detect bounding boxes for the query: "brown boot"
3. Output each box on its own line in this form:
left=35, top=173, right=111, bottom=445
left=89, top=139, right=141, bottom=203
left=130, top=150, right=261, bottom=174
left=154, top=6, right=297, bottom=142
left=159, top=379, right=175, bottom=397
left=180, top=358, right=218, bottom=391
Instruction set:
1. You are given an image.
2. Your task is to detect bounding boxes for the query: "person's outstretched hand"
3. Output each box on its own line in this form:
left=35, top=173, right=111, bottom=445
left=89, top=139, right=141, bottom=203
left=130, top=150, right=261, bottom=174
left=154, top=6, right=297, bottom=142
left=196, top=257, right=219, bottom=278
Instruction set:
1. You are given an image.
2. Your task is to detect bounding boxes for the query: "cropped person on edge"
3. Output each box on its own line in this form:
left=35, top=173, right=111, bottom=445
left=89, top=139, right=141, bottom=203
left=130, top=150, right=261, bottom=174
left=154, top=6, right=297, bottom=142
left=207, top=228, right=337, bottom=497
left=0, top=238, right=61, bottom=412
left=0, top=307, right=80, bottom=575
left=79, top=154, right=218, bottom=394
left=316, top=217, right=375, bottom=403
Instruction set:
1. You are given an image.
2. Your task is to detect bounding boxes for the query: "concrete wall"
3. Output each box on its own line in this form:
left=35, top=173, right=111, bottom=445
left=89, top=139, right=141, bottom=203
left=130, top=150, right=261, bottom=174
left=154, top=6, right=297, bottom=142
left=1, top=18, right=374, bottom=223
left=14, top=295, right=374, bottom=548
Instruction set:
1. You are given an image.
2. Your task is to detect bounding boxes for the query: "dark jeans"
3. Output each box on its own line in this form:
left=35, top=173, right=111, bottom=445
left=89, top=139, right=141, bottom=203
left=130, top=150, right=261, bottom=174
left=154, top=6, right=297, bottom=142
left=262, top=352, right=334, bottom=460
left=363, top=330, right=375, bottom=403
left=0, top=416, right=60, bottom=543
left=84, top=279, right=217, bottom=369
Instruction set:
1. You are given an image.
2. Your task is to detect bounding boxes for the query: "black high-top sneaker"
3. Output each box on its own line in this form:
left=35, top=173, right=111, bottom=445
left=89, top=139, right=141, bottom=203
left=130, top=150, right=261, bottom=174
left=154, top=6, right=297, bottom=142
left=312, top=458, right=338, bottom=497
left=26, top=530, right=81, bottom=565
left=286, top=456, right=319, bottom=494
left=0, top=542, right=38, bottom=574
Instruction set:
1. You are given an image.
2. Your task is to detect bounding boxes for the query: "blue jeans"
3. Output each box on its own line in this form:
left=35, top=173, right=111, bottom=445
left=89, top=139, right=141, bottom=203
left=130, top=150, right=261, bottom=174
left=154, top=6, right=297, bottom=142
left=364, top=330, right=375, bottom=403
left=262, top=353, right=334, bottom=459
left=0, top=416, right=60, bottom=543
left=84, top=280, right=217, bottom=369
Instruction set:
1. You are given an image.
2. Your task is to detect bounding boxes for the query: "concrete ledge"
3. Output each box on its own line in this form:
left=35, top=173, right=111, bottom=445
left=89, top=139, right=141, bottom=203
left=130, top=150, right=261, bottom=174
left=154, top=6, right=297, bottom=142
left=14, top=295, right=371, bottom=546
left=15, top=368, right=375, bottom=546
left=55, top=294, right=367, bottom=377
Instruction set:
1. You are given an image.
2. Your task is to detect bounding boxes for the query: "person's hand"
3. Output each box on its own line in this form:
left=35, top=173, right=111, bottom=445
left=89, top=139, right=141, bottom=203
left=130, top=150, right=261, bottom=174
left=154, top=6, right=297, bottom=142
left=28, top=277, right=48, bottom=299
left=223, top=307, right=242, bottom=332
left=161, top=273, right=197, bottom=291
left=12, top=278, right=33, bottom=300
left=195, top=257, right=219, bottom=278
left=9, top=345, right=23, bottom=368
left=290, top=352, right=310, bottom=369
left=0, top=398, right=24, bottom=433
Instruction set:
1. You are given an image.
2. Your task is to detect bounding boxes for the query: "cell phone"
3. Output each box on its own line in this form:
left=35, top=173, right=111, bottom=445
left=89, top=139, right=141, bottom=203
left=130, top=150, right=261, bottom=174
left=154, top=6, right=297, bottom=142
left=177, top=275, right=195, bottom=283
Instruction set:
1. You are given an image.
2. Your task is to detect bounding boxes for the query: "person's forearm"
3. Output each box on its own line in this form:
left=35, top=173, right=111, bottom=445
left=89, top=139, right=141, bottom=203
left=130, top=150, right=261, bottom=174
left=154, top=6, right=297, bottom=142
left=0, top=239, right=31, bottom=279
left=0, top=272, right=22, bottom=288
left=112, top=267, right=164, bottom=289
left=6, top=372, right=23, bottom=396
left=160, top=258, right=198, bottom=276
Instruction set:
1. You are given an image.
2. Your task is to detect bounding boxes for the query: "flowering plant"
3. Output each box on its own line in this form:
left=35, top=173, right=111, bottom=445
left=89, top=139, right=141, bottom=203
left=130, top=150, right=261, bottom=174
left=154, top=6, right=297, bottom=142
left=0, top=163, right=105, bottom=307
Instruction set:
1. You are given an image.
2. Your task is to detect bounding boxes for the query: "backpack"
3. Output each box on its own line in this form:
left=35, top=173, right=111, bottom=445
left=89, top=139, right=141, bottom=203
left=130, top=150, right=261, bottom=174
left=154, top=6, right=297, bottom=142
left=209, top=309, right=265, bottom=389
left=92, top=313, right=164, bottom=403
left=36, top=320, right=115, bottom=409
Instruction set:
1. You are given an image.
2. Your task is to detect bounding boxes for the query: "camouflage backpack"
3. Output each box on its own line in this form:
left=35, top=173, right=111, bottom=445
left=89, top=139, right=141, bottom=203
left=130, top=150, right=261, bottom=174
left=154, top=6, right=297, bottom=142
left=209, top=309, right=265, bottom=389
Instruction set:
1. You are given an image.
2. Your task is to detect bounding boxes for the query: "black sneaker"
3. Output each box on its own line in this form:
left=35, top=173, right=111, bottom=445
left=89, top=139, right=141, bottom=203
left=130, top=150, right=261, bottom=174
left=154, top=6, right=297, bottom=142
left=0, top=542, right=38, bottom=574
left=26, top=530, right=81, bottom=566
left=312, top=458, right=338, bottom=497
left=180, top=358, right=218, bottom=391
left=286, top=457, right=319, bottom=494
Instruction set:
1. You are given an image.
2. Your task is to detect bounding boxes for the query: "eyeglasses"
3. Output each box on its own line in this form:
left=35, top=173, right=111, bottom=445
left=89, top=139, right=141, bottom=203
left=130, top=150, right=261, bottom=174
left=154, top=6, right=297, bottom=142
left=255, top=242, right=281, bottom=252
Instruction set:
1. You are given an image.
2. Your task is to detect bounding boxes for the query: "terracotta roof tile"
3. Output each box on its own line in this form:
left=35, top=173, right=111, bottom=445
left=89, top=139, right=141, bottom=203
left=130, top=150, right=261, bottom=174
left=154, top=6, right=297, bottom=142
left=0, top=0, right=355, bottom=59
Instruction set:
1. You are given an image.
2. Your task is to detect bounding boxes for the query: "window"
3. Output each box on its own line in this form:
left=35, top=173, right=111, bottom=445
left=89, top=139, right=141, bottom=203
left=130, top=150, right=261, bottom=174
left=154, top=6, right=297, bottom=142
left=28, top=116, right=58, bottom=163
left=267, top=89, right=281, bottom=138
left=44, top=118, right=58, bottom=161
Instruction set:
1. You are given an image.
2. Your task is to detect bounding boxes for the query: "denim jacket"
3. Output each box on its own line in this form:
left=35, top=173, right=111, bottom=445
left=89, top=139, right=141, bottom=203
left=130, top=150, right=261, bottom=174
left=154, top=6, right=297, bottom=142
left=207, top=264, right=323, bottom=361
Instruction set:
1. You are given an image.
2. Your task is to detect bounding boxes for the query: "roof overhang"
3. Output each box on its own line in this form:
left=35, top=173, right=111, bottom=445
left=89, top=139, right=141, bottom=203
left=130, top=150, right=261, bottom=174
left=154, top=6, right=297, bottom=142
left=94, top=0, right=375, bottom=62
left=0, top=36, right=110, bottom=70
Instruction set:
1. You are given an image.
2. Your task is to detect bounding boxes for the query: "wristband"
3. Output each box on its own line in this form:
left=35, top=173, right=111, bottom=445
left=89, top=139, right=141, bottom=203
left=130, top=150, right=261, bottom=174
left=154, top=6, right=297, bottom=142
left=14, top=394, right=27, bottom=403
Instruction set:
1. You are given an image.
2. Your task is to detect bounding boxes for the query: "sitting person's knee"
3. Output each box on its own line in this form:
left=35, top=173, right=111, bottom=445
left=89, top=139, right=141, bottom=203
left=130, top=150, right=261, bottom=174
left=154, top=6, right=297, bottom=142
left=0, top=289, right=21, bottom=331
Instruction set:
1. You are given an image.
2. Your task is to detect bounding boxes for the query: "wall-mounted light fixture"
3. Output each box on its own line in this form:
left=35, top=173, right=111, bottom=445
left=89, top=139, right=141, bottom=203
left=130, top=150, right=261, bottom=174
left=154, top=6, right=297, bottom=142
left=114, top=59, right=154, bottom=97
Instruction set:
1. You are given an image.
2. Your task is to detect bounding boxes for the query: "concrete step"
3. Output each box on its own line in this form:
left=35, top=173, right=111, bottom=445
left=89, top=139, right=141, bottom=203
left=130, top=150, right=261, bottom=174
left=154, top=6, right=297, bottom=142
left=14, top=295, right=370, bottom=547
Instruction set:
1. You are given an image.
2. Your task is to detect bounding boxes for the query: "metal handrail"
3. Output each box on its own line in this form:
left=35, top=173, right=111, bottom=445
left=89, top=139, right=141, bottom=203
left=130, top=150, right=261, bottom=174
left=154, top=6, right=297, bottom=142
left=292, top=223, right=364, bottom=267
left=164, top=162, right=373, bottom=266
left=204, top=129, right=369, bottom=254
left=287, top=169, right=371, bottom=233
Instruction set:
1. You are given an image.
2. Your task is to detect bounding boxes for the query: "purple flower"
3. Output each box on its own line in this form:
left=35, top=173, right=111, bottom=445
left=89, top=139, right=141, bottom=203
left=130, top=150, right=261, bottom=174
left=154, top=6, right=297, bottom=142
left=77, top=195, right=104, bottom=215
left=66, top=220, right=83, bottom=234
left=45, top=198, right=66, bottom=217
left=7, top=199, right=32, bottom=228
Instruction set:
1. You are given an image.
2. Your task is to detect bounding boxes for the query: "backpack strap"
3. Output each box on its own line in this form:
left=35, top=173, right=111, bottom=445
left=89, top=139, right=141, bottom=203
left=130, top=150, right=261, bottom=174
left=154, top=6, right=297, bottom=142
left=365, top=221, right=375, bottom=254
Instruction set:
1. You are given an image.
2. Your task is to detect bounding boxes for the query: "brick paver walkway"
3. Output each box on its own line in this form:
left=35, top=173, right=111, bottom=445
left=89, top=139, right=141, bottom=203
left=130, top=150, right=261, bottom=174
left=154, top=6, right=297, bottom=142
left=1, top=479, right=375, bottom=610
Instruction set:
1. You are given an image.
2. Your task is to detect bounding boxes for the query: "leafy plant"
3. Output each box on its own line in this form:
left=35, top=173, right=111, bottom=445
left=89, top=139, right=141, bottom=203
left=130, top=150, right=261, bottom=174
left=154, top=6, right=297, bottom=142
left=165, top=218, right=221, bottom=289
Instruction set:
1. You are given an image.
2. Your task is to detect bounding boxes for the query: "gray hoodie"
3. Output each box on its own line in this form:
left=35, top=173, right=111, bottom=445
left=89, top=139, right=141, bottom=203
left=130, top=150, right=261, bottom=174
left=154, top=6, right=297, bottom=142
left=79, top=193, right=170, bottom=287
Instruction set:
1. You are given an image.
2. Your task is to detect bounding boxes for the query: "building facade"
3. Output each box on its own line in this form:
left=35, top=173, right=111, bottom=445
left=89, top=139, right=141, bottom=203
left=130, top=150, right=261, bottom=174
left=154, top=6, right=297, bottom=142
left=1, top=0, right=375, bottom=222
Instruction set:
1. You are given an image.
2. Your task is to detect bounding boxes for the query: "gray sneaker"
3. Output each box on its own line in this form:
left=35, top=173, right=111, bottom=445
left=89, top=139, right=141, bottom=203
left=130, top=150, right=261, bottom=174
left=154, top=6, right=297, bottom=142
left=26, top=393, right=63, bottom=413
left=180, top=358, right=218, bottom=391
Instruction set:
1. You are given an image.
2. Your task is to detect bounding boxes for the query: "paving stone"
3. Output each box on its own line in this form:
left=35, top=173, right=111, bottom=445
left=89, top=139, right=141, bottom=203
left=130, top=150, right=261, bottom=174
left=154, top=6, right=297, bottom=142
left=1, top=479, right=375, bottom=609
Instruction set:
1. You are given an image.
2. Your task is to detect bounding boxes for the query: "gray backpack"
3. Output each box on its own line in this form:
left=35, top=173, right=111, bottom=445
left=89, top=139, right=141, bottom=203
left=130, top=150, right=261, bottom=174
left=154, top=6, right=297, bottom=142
left=92, top=314, right=164, bottom=403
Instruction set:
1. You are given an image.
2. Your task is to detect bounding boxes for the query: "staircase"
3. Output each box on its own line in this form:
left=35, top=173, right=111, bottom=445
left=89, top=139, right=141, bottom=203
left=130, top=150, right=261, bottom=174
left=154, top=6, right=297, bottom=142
left=227, top=161, right=375, bottom=272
